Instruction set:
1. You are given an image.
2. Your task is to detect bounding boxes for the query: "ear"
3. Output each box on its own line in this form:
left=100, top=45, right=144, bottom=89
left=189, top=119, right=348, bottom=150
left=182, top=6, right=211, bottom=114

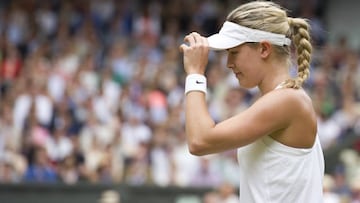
left=259, top=41, right=272, bottom=59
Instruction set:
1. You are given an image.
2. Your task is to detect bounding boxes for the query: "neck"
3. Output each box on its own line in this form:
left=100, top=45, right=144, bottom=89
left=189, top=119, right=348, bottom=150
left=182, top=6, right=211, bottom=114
left=258, top=66, right=290, bottom=95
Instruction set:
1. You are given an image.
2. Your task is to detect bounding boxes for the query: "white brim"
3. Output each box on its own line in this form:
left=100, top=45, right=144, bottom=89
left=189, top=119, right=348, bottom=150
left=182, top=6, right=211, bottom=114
left=207, top=34, right=245, bottom=51
left=206, top=21, right=291, bottom=51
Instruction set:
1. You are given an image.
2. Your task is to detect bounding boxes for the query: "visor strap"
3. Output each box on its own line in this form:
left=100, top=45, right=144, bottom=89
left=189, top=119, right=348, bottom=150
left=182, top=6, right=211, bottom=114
left=221, top=21, right=291, bottom=46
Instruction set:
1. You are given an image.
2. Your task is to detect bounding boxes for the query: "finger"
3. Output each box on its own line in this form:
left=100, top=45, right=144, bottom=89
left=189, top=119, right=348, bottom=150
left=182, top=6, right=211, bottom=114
left=191, top=32, right=201, bottom=38
left=191, top=32, right=203, bottom=45
left=184, top=34, right=196, bottom=46
left=185, top=32, right=203, bottom=45
left=202, top=36, right=209, bottom=47
left=179, top=44, right=188, bottom=53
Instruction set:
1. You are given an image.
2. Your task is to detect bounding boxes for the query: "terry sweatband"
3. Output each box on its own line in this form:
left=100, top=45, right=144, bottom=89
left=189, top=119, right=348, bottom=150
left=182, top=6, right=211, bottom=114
left=185, top=74, right=207, bottom=95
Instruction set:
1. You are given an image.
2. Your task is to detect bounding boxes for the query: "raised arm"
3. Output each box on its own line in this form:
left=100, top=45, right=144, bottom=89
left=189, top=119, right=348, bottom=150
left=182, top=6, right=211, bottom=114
left=179, top=33, right=309, bottom=156
left=187, top=88, right=299, bottom=155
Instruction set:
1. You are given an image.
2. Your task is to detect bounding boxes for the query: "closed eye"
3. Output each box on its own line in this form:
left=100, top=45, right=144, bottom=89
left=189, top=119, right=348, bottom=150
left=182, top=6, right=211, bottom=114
left=226, top=47, right=238, bottom=54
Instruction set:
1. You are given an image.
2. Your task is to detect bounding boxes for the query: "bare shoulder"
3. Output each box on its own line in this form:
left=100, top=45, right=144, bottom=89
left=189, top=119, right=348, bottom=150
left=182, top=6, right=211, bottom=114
left=242, top=87, right=316, bottom=135
left=256, top=88, right=317, bottom=147
left=257, top=87, right=314, bottom=115
left=204, top=87, right=316, bottom=151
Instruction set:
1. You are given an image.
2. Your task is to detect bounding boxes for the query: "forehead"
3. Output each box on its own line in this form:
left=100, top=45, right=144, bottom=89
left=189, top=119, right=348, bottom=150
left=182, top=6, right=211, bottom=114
left=226, top=45, right=242, bottom=52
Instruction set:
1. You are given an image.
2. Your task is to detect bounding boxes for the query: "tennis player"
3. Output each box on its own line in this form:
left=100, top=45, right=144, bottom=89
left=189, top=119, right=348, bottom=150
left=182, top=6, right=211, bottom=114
left=179, top=1, right=324, bottom=202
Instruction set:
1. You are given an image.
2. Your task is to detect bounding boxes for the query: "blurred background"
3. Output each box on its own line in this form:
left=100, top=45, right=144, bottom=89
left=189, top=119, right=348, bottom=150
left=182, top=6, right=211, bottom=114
left=0, top=0, right=359, bottom=203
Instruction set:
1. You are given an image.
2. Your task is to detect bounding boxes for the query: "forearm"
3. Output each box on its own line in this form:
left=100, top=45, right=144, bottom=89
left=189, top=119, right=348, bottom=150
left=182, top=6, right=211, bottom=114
left=185, top=92, right=216, bottom=155
left=180, top=32, right=214, bottom=154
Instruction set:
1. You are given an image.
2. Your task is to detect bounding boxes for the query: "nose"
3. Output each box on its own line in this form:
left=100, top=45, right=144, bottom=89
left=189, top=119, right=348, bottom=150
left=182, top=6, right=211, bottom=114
left=226, top=56, right=234, bottom=69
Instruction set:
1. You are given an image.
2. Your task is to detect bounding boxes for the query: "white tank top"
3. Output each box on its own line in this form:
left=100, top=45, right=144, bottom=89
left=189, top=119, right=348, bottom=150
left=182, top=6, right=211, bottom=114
left=237, top=135, right=324, bottom=203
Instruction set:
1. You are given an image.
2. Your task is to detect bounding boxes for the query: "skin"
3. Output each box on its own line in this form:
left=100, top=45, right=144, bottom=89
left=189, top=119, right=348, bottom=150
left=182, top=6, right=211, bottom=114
left=179, top=32, right=317, bottom=156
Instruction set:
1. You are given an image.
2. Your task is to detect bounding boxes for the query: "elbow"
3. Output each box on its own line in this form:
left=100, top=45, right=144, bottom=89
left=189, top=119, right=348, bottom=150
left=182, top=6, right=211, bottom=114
left=188, top=140, right=209, bottom=156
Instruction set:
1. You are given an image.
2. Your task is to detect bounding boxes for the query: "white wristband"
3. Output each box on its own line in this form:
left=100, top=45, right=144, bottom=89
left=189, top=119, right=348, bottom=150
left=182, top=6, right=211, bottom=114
left=185, top=74, right=207, bottom=95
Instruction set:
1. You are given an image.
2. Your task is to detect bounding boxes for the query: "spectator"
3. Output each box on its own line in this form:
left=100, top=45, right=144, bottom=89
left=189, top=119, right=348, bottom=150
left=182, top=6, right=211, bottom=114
left=45, top=126, right=73, bottom=163
left=351, top=179, right=360, bottom=203
left=23, top=147, right=57, bottom=182
left=218, top=182, right=239, bottom=203
left=150, top=127, right=172, bottom=186
left=190, top=155, right=221, bottom=188
left=323, top=174, right=341, bottom=203
left=58, top=155, right=79, bottom=185
left=202, top=191, right=221, bottom=203
left=0, top=45, right=22, bottom=95
left=124, top=143, right=151, bottom=185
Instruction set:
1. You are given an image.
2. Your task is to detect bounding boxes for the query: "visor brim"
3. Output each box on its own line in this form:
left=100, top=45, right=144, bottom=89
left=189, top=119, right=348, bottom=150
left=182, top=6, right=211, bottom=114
left=207, top=34, right=245, bottom=51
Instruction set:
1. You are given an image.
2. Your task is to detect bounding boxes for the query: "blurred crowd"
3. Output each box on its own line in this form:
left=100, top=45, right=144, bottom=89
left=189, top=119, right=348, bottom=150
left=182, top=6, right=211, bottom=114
left=0, top=0, right=359, bottom=202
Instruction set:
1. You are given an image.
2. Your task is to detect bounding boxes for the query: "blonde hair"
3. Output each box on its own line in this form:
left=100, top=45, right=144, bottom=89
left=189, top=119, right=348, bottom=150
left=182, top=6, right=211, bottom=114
left=227, top=1, right=312, bottom=89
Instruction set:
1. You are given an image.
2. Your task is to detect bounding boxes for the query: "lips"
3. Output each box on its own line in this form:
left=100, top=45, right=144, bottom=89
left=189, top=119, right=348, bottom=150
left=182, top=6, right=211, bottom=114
left=234, top=72, right=242, bottom=77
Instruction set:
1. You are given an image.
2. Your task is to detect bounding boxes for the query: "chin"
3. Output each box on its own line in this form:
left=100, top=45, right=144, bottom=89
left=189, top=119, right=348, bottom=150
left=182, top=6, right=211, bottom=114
left=238, top=81, right=256, bottom=89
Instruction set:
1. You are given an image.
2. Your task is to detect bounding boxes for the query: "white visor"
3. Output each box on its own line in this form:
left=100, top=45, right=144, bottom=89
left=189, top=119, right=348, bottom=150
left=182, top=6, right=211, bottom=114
left=207, top=21, right=291, bottom=50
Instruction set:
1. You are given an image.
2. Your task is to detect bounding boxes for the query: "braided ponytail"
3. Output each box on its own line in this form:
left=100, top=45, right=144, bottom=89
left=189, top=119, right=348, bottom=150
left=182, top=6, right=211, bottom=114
left=284, top=17, right=312, bottom=89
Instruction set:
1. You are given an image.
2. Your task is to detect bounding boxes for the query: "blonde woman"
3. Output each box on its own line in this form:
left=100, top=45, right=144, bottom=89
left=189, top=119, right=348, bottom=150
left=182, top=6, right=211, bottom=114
left=179, top=1, right=324, bottom=202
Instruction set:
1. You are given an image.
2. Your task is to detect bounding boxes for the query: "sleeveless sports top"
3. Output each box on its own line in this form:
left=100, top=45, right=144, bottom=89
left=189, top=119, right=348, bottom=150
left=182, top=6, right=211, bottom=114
left=237, top=135, right=324, bottom=202
left=237, top=82, right=324, bottom=202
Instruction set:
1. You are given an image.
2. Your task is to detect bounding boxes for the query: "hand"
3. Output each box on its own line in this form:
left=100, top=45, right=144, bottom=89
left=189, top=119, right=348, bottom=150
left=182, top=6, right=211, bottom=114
left=179, top=32, right=209, bottom=75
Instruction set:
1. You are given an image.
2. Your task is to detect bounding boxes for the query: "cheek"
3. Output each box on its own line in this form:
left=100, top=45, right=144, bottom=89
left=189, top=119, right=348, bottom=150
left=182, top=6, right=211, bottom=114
left=235, top=55, right=252, bottom=73
left=236, top=59, right=262, bottom=86
left=239, top=52, right=261, bottom=74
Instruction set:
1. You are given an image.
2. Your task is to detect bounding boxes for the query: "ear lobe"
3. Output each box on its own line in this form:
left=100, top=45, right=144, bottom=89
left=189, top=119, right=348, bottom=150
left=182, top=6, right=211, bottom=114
left=259, top=41, right=271, bottom=58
